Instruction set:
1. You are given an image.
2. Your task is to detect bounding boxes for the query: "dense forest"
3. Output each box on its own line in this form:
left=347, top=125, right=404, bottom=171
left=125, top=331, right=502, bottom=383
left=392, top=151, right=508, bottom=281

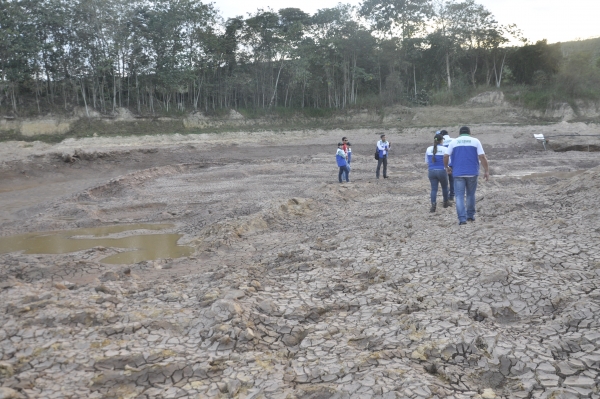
left=1, top=0, right=599, bottom=117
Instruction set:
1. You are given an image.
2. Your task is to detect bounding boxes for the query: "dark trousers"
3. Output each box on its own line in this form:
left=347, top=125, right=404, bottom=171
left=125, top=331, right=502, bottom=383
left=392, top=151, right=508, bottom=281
left=376, top=156, right=387, bottom=178
left=448, top=173, right=455, bottom=198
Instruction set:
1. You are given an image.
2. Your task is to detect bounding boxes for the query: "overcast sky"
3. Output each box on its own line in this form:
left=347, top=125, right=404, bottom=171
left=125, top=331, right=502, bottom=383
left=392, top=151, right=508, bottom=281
left=213, top=0, right=599, bottom=44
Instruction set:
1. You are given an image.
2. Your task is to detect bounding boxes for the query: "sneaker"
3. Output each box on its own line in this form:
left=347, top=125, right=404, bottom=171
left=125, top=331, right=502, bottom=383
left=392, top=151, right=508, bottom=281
left=459, top=221, right=467, bottom=225
left=467, top=218, right=475, bottom=222
left=443, top=201, right=450, bottom=208
left=430, top=203, right=436, bottom=213
left=383, top=176, right=389, bottom=179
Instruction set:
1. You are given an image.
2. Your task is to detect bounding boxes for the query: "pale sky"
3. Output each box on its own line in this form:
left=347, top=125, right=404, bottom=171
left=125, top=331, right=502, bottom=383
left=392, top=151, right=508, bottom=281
left=213, top=0, right=599, bottom=44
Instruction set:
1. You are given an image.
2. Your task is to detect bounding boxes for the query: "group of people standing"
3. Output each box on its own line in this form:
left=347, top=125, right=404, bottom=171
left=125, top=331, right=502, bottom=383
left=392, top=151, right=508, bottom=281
left=335, top=126, right=489, bottom=225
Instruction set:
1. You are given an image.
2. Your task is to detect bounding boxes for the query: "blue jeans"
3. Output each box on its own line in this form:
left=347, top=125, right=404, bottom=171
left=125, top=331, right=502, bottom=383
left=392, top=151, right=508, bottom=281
left=339, top=165, right=350, bottom=182
left=454, top=176, right=478, bottom=223
left=428, top=169, right=448, bottom=203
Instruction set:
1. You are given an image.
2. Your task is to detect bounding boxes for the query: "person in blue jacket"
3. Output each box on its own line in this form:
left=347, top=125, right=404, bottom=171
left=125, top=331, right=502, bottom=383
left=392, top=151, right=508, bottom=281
left=425, top=132, right=450, bottom=212
left=443, top=126, right=489, bottom=225
left=336, top=142, right=350, bottom=183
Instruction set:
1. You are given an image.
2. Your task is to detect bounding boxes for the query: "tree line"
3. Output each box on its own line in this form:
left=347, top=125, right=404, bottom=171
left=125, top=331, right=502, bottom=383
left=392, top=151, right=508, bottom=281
left=0, top=0, right=569, bottom=116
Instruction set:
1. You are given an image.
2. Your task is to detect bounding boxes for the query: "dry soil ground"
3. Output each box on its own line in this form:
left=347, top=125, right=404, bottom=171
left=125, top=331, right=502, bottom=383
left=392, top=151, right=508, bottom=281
left=1, top=121, right=600, bottom=399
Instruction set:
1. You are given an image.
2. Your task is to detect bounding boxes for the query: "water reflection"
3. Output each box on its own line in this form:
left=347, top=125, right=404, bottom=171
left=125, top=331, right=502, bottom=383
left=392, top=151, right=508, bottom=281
left=0, top=224, right=194, bottom=264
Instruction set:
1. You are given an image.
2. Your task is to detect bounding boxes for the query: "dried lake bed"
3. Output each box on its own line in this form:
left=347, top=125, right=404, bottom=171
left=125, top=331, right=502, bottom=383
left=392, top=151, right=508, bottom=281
left=1, top=123, right=600, bottom=399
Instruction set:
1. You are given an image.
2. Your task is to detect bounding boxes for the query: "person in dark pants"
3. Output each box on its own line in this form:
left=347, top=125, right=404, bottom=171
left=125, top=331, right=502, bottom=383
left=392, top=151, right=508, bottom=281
left=376, top=134, right=390, bottom=179
left=336, top=142, right=350, bottom=183
left=440, top=130, right=455, bottom=201
left=425, top=132, right=450, bottom=212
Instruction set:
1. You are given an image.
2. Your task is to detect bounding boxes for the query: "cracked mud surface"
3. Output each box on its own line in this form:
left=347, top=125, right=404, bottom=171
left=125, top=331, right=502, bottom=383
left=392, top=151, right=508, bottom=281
left=1, top=123, right=600, bottom=399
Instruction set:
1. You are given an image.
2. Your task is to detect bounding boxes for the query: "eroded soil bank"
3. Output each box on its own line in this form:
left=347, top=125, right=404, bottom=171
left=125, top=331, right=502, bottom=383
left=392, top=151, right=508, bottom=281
left=1, top=122, right=600, bottom=399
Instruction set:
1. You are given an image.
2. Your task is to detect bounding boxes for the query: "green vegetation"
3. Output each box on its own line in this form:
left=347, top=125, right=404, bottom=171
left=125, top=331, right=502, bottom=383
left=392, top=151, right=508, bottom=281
left=1, top=0, right=598, bottom=121
left=503, top=38, right=600, bottom=110
left=0, top=0, right=519, bottom=118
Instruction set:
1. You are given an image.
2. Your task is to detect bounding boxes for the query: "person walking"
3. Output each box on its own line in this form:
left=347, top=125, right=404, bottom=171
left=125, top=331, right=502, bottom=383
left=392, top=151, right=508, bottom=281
left=440, top=129, right=455, bottom=201
left=376, top=134, right=391, bottom=179
left=342, top=137, right=351, bottom=180
left=425, top=132, right=450, bottom=212
left=443, top=126, right=489, bottom=225
left=336, top=142, right=350, bottom=183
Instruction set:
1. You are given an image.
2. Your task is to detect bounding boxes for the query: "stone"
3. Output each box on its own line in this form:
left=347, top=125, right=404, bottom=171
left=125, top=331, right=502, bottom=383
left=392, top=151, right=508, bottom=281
left=282, top=334, right=299, bottom=346
left=0, top=362, right=14, bottom=378
left=209, top=299, right=242, bottom=321
left=257, top=299, right=276, bottom=315
left=0, top=388, right=22, bottom=399
left=95, top=285, right=116, bottom=295
left=223, top=289, right=245, bottom=300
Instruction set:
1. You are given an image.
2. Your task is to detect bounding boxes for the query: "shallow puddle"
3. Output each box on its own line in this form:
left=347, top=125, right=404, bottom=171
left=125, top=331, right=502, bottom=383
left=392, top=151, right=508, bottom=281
left=0, top=224, right=194, bottom=264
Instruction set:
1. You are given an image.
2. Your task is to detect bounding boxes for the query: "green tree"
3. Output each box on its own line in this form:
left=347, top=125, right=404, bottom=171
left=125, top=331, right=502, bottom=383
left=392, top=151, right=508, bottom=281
left=508, top=39, right=561, bottom=85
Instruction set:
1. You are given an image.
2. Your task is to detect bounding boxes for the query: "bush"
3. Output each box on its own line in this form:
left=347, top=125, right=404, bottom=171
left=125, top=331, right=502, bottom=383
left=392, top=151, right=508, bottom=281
left=428, top=78, right=480, bottom=106
left=554, top=52, right=600, bottom=101
left=430, top=89, right=456, bottom=106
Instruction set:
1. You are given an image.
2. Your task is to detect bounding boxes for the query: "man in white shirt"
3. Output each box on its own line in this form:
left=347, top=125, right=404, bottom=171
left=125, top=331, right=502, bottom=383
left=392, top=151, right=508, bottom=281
left=443, top=126, right=489, bottom=225
left=376, top=134, right=391, bottom=179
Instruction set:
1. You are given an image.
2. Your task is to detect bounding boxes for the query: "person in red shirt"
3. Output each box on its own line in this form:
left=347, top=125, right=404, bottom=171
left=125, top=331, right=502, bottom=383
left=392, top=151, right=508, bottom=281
left=342, top=136, right=351, bottom=178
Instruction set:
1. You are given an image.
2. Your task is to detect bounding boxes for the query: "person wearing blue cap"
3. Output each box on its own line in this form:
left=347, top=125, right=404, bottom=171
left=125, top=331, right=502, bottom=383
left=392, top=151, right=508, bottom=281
left=443, top=126, right=489, bottom=225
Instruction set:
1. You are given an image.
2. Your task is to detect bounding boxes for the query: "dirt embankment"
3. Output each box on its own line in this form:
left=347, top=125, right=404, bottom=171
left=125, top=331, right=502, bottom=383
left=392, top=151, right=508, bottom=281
left=1, top=118, right=600, bottom=398
left=2, top=92, right=599, bottom=139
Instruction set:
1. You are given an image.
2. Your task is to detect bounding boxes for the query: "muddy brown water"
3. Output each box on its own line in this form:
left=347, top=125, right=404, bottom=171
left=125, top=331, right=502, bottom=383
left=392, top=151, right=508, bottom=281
left=0, top=224, right=194, bottom=264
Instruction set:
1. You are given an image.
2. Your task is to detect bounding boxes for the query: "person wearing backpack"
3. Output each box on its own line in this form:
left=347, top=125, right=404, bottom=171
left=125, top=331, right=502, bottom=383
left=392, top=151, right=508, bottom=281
left=375, top=134, right=391, bottom=179
left=336, top=142, right=350, bottom=183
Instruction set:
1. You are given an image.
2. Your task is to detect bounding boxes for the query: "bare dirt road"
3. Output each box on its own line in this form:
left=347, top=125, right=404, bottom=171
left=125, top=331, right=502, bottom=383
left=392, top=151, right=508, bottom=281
left=1, top=122, right=600, bottom=399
